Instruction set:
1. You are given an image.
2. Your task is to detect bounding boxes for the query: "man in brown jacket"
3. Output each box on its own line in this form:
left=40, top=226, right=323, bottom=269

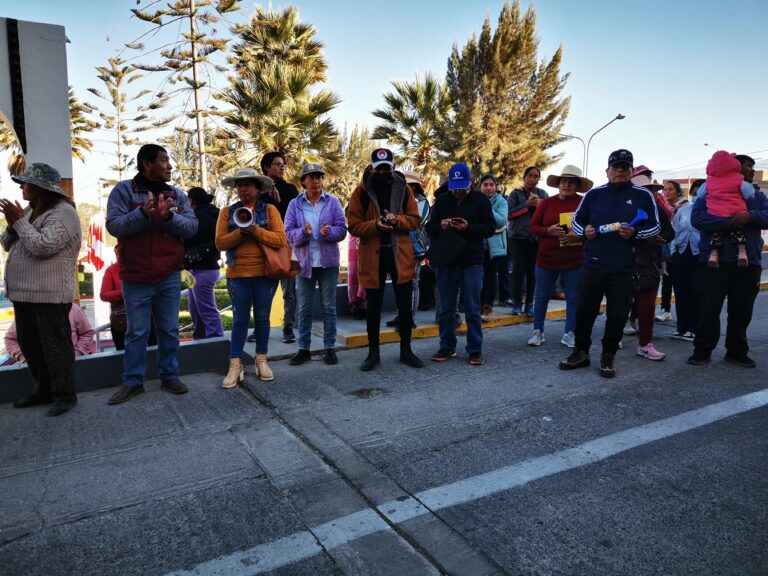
left=347, top=149, right=424, bottom=371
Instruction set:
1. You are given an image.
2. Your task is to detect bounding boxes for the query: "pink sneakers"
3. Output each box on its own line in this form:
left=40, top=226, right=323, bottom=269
left=637, top=343, right=666, bottom=361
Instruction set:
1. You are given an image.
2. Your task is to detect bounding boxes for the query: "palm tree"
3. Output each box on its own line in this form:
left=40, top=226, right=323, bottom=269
left=219, top=6, right=341, bottom=179
left=372, top=72, right=453, bottom=194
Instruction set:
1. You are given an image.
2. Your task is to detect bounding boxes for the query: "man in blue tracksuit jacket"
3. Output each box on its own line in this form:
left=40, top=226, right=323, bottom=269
left=688, top=154, right=768, bottom=368
left=559, top=149, right=660, bottom=377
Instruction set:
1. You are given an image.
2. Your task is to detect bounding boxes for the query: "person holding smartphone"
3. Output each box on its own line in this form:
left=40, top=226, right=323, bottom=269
left=425, top=163, right=495, bottom=366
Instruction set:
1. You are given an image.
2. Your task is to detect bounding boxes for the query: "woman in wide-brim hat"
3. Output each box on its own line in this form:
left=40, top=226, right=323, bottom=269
left=527, top=165, right=592, bottom=348
left=284, top=163, right=347, bottom=366
left=215, top=167, right=286, bottom=387
left=0, top=163, right=82, bottom=417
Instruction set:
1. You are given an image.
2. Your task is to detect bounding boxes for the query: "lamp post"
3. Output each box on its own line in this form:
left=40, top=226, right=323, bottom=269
left=559, top=134, right=587, bottom=173
left=584, top=113, right=626, bottom=178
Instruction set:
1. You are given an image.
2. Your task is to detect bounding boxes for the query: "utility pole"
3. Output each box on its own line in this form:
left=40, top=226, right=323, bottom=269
left=189, top=0, right=208, bottom=189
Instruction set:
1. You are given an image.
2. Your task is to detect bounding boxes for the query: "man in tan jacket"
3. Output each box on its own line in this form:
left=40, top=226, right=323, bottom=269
left=347, top=149, right=424, bottom=371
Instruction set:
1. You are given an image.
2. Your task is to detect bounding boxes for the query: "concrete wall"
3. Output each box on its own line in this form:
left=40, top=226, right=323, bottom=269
left=0, top=18, right=71, bottom=177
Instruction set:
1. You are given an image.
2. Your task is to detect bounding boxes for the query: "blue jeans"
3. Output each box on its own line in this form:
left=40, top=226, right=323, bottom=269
left=228, top=276, right=278, bottom=356
left=533, top=266, right=582, bottom=333
left=436, top=265, right=483, bottom=354
left=296, top=267, right=339, bottom=350
left=122, top=272, right=181, bottom=387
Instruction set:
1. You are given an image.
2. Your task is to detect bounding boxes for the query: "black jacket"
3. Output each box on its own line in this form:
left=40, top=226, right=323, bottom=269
left=184, top=203, right=220, bottom=270
left=426, top=190, right=495, bottom=267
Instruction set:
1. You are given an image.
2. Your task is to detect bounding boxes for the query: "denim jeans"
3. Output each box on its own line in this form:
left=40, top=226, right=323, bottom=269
left=122, top=272, right=181, bottom=387
left=436, top=265, right=483, bottom=354
left=188, top=269, right=223, bottom=340
left=228, top=276, right=278, bottom=356
left=533, top=266, right=582, bottom=333
left=296, top=267, right=339, bottom=350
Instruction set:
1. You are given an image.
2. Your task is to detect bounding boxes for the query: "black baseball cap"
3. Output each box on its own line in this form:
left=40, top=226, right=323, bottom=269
left=608, top=149, right=633, bottom=167
left=371, top=148, right=394, bottom=169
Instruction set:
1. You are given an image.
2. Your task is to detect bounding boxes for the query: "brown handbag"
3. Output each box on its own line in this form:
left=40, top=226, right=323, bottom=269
left=262, top=244, right=301, bottom=279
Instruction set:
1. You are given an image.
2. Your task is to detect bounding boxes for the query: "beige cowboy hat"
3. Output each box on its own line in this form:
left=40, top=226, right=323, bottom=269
left=546, top=165, right=593, bottom=193
left=220, top=167, right=274, bottom=191
left=402, top=169, right=422, bottom=186
left=631, top=174, right=663, bottom=192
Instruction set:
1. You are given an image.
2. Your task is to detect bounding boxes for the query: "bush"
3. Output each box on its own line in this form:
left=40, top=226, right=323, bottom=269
left=79, top=280, right=93, bottom=297
left=180, top=288, right=230, bottom=313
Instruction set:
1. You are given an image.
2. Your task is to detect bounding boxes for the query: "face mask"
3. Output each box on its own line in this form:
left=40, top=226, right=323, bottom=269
left=371, top=172, right=393, bottom=191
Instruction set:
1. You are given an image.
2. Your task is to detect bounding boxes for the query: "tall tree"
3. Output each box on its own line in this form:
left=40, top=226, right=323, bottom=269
left=0, top=86, right=99, bottom=176
left=128, top=0, right=242, bottom=188
left=445, top=0, right=570, bottom=182
left=219, top=6, right=341, bottom=179
left=372, top=72, right=452, bottom=194
left=88, top=57, right=157, bottom=184
left=325, top=124, right=378, bottom=206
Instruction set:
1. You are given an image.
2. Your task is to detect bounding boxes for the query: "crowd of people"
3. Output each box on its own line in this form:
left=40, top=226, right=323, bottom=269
left=2, top=144, right=765, bottom=416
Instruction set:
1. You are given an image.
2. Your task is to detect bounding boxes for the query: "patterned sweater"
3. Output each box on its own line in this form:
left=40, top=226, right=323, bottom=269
left=1, top=202, right=81, bottom=303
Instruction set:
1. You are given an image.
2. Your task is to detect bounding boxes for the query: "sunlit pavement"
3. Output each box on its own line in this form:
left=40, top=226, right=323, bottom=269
left=2, top=292, right=768, bottom=575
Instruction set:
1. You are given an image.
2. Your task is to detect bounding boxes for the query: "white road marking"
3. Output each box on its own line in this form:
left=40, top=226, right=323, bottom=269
left=167, top=389, right=768, bottom=575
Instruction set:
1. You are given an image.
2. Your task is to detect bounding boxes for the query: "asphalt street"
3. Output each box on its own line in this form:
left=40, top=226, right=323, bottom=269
left=2, top=293, right=768, bottom=575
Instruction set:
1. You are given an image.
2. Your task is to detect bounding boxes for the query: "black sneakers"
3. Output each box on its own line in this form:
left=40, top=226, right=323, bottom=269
left=324, top=349, right=338, bottom=365
left=724, top=353, right=756, bottom=368
left=431, top=349, right=456, bottom=362
left=687, top=352, right=711, bottom=366
left=559, top=349, right=590, bottom=370
left=599, top=352, right=616, bottom=378
left=47, top=399, right=76, bottom=417
left=13, top=394, right=53, bottom=408
left=290, top=349, right=312, bottom=365
left=282, top=329, right=297, bottom=344
left=468, top=352, right=484, bottom=366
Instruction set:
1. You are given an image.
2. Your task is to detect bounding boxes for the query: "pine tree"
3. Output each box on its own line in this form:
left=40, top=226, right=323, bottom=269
left=445, top=0, right=570, bottom=183
left=219, top=6, right=341, bottom=179
left=88, top=57, right=155, bottom=184
left=128, top=0, right=242, bottom=188
left=372, top=72, right=452, bottom=194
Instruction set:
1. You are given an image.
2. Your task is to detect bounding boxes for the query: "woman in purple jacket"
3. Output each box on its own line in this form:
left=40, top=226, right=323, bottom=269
left=284, top=163, right=347, bottom=365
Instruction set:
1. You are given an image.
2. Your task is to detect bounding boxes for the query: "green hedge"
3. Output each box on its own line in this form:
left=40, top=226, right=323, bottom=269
left=179, top=310, right=248, bottom=332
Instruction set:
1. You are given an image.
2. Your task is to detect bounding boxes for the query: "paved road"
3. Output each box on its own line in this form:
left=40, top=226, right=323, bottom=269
left=2, top=293, right=768, bottom=575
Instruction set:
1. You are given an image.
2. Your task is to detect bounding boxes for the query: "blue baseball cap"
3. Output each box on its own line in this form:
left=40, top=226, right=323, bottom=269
left=447, top=163, right=471, bottom=190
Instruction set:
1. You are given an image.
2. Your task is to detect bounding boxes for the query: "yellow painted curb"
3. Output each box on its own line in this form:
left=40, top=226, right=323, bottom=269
left=340, top=280, right=768, bottom=349
left=0, top=307, right=14, bottom=321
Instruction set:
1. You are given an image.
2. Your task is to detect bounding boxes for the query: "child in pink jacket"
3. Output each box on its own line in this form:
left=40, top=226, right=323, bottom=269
left=699, top=151, right=755, bottom=267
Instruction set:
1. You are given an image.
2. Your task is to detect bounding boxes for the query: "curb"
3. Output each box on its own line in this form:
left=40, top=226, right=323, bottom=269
left=336, top=280, right=768, bottom=349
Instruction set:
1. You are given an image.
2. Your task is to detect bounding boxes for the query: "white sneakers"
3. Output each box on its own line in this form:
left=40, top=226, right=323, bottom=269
left=623, top=319, right=639, bottom=335
left=655, top=311, right=672, bottom=322
left=637, top=343, right=666, bottom=361
left=560, top=331, right=575, bottom=348
left=527, top=329, right=545, bottom=346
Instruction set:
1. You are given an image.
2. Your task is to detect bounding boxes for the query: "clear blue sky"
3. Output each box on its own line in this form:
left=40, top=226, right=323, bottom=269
left=1, top=0, right=766, bottom=203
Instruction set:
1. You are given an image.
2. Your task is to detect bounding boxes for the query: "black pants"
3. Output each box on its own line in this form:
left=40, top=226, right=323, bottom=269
left=660, top=261, right=672, bottom=313
left=13, top=302, right=76, bottom=402
left=574, top=268, right=633, bottom=355
left=510, top=239, right=537, bottom=306
left=497, top=256, right=511, bottom=302
left=365, top=247, right=413, bottom=347
left=418, top=265, right=436, bottom=309
left=693, top=263, right=760, bottom=357
left=482, top=252, right=506, bottom=306
left=670, top=248, right=700, bottom=334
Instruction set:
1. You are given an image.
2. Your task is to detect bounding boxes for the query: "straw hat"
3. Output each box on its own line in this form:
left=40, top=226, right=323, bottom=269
left=546, top=165, right=593, bottom=193
left=220, top=168, right=274, bottom=191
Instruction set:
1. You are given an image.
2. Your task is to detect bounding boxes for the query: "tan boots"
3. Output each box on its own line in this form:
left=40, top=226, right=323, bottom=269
left=222, top=357, right=244, bottom=389
left=255, top=354, right=274, bottom=381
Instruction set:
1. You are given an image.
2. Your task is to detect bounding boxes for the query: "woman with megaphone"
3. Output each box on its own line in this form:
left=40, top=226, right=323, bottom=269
left=216, top=168, right=287, bottom=387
